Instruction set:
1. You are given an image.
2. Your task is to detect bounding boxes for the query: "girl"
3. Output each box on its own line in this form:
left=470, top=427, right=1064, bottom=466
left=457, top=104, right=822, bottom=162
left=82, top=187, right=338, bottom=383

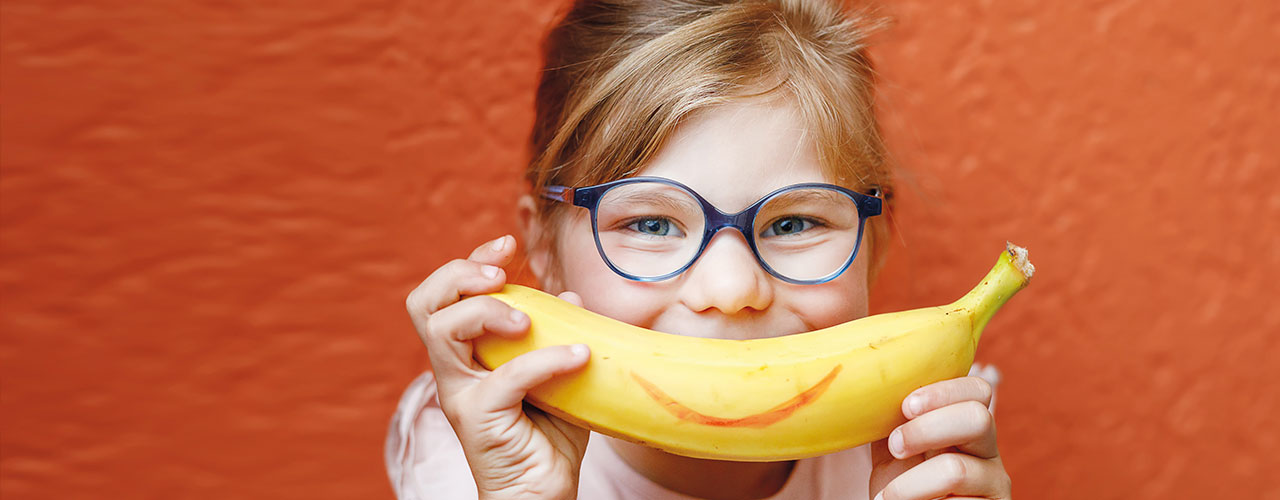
left=390, top=1, right=1012, bottom=498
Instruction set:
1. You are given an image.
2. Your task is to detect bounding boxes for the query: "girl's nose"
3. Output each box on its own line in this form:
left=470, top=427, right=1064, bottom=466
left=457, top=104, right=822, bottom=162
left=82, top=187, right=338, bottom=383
left=678, top=229, right=774, bottom=314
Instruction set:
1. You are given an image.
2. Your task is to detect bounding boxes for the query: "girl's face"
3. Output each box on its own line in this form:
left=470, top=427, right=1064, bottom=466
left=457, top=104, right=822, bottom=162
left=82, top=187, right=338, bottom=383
left=528, top=95, right=872, bottom=339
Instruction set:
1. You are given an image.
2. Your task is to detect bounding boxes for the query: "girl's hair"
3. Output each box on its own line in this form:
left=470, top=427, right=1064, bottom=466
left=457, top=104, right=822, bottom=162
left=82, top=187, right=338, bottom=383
left=527, top=0, right=895, bottom=283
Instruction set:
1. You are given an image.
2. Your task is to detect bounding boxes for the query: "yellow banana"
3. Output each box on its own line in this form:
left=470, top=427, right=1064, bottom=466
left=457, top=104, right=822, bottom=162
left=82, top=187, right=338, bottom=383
left=474, top=243, right=1034, bottom=461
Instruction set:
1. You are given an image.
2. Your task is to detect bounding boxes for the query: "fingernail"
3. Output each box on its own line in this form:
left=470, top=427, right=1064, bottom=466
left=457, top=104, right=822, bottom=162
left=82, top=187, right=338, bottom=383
left=481, top=265, right=500, bottom=279
left=888, top=428, right=904, bottom=457
left=491, top=236, right=507, bottom=252
left=509, top=309, right=526, bottom=324
left=906, top=395, right=924, bottom=417
left=570, top=344, right=590, bottom=360
left=873, top=493, right=884, bottom=500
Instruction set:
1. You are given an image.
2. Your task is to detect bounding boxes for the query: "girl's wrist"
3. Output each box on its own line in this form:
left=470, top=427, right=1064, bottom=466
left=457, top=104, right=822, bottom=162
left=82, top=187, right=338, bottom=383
left=478, top=490, right=577, bottom=500
left=476, top=477, right=580, bottom=500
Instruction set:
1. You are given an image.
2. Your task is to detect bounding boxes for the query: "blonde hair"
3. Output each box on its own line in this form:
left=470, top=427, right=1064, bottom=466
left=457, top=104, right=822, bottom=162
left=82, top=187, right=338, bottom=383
left=528, top=0, right=895, bottom=282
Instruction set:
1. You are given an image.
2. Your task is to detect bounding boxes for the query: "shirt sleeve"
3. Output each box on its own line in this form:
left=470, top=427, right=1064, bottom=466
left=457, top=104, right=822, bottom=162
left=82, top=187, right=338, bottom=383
left=385, top=370, right=479, bottom=500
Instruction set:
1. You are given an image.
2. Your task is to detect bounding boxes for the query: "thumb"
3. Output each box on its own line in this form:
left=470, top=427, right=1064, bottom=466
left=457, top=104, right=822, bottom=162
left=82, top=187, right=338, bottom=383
left=474, top=344, right=590, bottom=413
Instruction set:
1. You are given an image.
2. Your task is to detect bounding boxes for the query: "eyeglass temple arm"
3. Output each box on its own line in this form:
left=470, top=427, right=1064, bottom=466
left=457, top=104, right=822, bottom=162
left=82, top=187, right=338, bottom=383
left=862, top=186, right=884, bottom=216
left=540, top=185, right=574, bottom=204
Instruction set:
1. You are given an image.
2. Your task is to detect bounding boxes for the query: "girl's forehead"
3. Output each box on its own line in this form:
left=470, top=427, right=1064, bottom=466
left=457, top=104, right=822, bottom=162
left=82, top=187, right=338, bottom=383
left=636, top=97, right=826, bottom=212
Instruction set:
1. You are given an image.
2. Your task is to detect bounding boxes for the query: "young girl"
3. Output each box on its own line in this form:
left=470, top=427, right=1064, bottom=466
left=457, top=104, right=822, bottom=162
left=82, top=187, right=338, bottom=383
left=390, top=1, right=1012, bottom=498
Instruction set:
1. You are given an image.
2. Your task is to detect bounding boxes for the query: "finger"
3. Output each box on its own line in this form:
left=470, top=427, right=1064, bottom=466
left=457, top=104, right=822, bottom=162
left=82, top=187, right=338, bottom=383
left=419, top=296, right=530, bottom=384
left=557, top=291, right=583, bottom=307
left=426, top=296, right=530, bottom=344
left=405, top=235, right=516, bottom=320
left=467, top=234, right=517, bottom=266
left=473, top=344, right=591, bottom=413
left=869, top=438, right=923, bottom=499
left=876, top=453, right=1010, bottom=500
left=922, top=446, right=958, bottom=461
left=406, top=258, right=508, bottom=334
left=888, top=400, right=998, bottom=460
left=902, top=376, right=993, bottom=420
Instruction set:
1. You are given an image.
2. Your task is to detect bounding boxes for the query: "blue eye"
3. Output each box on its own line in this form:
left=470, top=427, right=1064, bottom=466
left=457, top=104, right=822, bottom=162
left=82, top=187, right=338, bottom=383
left=628, top=217, right=681, bottom=237
left=762, top=216, right=815, bottom=237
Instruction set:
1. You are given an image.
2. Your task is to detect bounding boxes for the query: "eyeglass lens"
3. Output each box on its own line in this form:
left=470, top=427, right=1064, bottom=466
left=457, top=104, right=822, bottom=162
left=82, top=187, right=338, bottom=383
left=593, top=182, right=863, bottom=281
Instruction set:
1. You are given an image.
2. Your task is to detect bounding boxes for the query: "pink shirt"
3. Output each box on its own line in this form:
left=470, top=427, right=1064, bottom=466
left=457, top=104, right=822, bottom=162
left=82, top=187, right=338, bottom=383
left=385, top=366, right=999, bottom=499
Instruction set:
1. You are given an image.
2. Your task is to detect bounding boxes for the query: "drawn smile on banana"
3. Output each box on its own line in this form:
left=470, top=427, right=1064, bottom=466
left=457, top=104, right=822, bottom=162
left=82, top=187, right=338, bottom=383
left=630, top=364, right=842, bottom=428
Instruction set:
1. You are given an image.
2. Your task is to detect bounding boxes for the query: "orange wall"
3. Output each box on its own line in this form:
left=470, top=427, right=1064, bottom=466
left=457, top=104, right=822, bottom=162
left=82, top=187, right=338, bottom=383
left=2, top=1, right=1276, bottom=498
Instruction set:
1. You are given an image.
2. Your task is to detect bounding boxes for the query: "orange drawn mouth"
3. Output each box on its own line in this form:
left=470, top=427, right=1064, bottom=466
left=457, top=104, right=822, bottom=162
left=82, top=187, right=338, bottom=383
left=630, top=365, right=842, bottom=428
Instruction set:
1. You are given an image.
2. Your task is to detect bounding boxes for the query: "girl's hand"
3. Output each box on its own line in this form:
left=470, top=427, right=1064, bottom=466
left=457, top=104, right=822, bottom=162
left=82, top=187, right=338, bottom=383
left=868, top=376, right=1012, bottom=500
left=405, top=235, right=591, bottom=500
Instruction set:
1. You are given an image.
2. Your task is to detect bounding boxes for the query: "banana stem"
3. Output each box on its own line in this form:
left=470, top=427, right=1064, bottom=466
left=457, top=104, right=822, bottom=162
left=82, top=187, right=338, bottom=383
left=955, top=242, right=1035, bottom=341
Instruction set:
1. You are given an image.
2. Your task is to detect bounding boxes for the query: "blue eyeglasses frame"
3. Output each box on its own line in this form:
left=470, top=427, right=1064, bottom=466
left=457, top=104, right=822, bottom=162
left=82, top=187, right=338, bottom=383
left=541, top=176, right=883, bottom=285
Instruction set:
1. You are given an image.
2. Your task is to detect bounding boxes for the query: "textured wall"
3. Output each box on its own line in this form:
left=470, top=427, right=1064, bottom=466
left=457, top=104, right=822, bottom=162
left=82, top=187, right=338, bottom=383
left=1, top=0, right=1276, bottom=499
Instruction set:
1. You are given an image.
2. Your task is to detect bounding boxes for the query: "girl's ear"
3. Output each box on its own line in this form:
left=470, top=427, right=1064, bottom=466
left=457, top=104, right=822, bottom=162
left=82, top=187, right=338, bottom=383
left=516, top=194, right=558, bottom=290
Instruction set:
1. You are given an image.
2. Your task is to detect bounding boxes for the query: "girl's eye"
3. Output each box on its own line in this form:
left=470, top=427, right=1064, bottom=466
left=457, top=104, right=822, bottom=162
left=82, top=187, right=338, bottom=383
left=627, top=217, right=683, bottom=237
left=762, top=216, right=816, bottom=237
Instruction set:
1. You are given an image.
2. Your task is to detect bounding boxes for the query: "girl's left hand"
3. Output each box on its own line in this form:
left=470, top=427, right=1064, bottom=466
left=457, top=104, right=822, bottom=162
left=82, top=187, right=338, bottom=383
left=868, top=376, right=1012, bottom=500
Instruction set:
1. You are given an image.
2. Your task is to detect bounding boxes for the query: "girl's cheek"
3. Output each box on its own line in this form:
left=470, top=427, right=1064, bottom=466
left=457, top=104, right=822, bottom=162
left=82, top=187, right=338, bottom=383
left=550, top=222, right=667, bottom=323
left=574, top=279, right=672, bottom=328
left=789, top=263, right=870, bottom=326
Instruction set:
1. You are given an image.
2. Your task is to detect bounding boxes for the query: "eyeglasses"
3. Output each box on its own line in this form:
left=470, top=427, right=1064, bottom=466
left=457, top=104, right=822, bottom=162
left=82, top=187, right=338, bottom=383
left=540, top=176, right=882, bottom=285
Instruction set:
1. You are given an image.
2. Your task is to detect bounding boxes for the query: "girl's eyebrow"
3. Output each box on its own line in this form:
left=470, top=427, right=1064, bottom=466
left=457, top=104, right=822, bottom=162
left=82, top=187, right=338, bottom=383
left=608, top=190, right=702, bottom=212
left=761, top=189, right=846, bottom=211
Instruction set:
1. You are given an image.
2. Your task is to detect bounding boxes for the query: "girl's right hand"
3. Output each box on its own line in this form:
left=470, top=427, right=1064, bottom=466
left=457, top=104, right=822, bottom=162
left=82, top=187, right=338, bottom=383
left=405, top=235, right=591, bottom=500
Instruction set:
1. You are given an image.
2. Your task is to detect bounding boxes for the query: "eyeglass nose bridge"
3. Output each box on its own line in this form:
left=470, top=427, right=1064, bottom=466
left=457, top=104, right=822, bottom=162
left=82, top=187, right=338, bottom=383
left=702, top=205, right=758, bottom=242
left=686, top=201, right=767, bottom=271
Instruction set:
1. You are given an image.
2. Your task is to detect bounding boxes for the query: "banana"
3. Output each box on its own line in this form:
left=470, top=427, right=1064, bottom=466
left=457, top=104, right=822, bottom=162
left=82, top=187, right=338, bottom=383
left=474, top=243, right=1034, bottom=461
